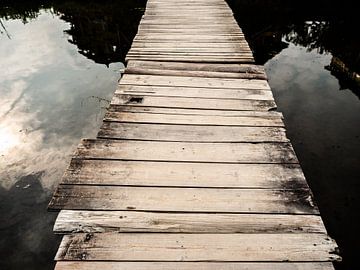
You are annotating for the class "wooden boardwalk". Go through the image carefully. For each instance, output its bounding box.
[48,0,341,269]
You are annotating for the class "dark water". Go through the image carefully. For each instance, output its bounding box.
[0,1,145,269]
[0,0,359,269]
[226,1,360,269]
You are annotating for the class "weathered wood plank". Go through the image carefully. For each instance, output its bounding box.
[74,139,298,164]
[55,262,336,270]
[55,233,339,261]
[49,185,317,214]
[111,94,276,111]
[104,111,284,126]
[62,159,306,188]
[126,61,265,74]
[127,48,252,53]
[125,56,254,63]
[116,85,272,100]
[119,74,270,90]
[126,53,253,58]
[124,68,265,80]
[54,210,326,234]
[107,105,283,117]
[98,122,288,142]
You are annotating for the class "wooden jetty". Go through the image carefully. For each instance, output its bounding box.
[48,0,341,269]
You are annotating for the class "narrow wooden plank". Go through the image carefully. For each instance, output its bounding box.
[124,68,265,80]
[54,210,326,234]
[49,185,317,214]
[74,139,299,164]
[125,56,254,63]
[111,94,276,111]
[55,233,339,261]
[116,85,273,100]
[119,74,270,90]
[104,111,284,126]
[126,61,265,74]
[130,42,250,48]
[127,48,252,53]
[126,52,253,58]
[134,33,245,37]
[107,105,283,117]
[98,122,288,142]
[62,160,306,188]
[55,262,336,270]
[136,30,247,35]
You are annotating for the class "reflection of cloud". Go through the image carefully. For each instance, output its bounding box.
[0,11,122,190]
[0,126,20,153]
[266,43,333,93]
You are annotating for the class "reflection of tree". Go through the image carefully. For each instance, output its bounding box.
[285,21,330,53]
[1,0,146,65]
[227,0,360,93]
[326,57,360,98]
[0,0,47,23]
[53,0,146,66]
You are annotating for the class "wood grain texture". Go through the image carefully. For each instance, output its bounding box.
[116,85,273,100]
[125,67,266,80]
[106,105,283,117]
[62,159,307,188]
[55,233,340,261]
[111,94,276,111]
[55,262,335,270]
[119,74,270,90]
[105,110,284,126]
[127,61,265,74]
[98,122,289,142]
[74,139,299,164]
[54,210,326,234]
[49,185,318,214]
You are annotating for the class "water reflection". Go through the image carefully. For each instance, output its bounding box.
[227,0,360,96]
[1,0,359,269]
[0,1,145,269]
[226,1,360,269]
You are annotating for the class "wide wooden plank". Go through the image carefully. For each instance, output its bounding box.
[62,159,307,188]
[49,185,317,214]
[55,262,335,270]
[105,110,284,126]
[74,139,298,164]
[119,74,270,90]
[116,85,273,100]
[105,111,284,126]
[98,122,288,142]
[55,233,339,261]
[111,94,276,111]
[54,210,326,234]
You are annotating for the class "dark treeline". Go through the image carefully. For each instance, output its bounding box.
[1,0,146,65]
[226,0,360,95]
[2,0,358,77]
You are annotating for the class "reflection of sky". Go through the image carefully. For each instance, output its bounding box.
[266,42,360,148]
[0,10,123,191]
[266,42,360,269]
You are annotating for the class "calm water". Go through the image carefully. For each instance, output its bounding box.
[0,1,359,269]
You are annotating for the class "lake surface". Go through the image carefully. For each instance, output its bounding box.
[1,1,359,269]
